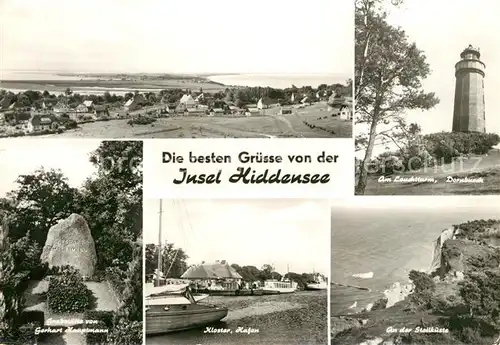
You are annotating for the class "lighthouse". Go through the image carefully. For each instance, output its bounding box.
[452,45,486,133]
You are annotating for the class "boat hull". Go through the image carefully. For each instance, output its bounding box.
[305,283,327,291]
[146,305,228,336]
[194,289,263,296]
[262,287,295,295]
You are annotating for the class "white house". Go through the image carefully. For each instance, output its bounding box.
[195,93,204,103]
[53,102,70,114]
[83,100,94,108]
[28,115,53,132]
[339,105,352,120]
[124,94,145,112]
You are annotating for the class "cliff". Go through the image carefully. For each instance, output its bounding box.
[331,219,500,345]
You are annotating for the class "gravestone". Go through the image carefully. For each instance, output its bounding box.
[41,214,97,277]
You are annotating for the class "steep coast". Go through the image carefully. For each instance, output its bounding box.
[331,219,500,345]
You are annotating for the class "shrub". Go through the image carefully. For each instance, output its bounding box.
[409,270,435,293]
[127,116,156,126]
[84,311,114,345]
[424,132,500,164]
[105,267,126,301]
[18,310,45,327]
[10,235,41,274]
[30,262,49,280]
[371,297,388,311]
[47,267,95,313]
[107,319,142,345]
[16,322,38,344]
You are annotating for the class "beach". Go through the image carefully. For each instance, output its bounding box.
[147,290,327,345]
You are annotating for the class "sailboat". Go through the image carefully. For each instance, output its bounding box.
[262,265,297,294]
[145,200,229,336]
[305,273,328,290]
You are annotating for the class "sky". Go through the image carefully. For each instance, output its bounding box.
[143,199,330,275]
[0,139,101,196]
[356,0,500,157]
[0,0,353,75]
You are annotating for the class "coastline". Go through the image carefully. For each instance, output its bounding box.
[331,219,500,345]
[206,73,350,88]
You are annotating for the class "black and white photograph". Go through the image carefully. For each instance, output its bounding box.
[330,197,500,345]
[144,199,329,345]
[354,0,500,195]
[1,0,352,139]
[0,140,143,345]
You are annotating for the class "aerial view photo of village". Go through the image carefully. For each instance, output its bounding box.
[0,0,353,139]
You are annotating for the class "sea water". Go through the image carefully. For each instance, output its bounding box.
[331,205,500,314]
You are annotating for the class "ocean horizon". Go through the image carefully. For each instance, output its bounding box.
[331,206,500,314]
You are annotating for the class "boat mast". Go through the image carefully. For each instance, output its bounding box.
[157,199,163,286]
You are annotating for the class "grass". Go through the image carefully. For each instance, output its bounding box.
[30,102,352,138]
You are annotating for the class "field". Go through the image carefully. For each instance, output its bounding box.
[360,149,500,195]
[27,102,352,138]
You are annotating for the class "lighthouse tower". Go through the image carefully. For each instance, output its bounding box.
[452,45,486,133]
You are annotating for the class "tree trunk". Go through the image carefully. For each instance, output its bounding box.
[355,2,372,101]
[355,118,378,195]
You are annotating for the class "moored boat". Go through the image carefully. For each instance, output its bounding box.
[305,274,328,290]
[305,281,328,290]
[262,279,297,294]
[145,283,228,336]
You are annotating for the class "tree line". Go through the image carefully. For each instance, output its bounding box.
[145,242,326,289]
[0,79,352,112]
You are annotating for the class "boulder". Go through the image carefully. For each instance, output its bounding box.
[41,214,97,277]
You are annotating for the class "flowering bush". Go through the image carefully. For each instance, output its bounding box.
[47,267,95,313]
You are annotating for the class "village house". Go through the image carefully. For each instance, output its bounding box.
[245,104,260,114]
[28,115,53,133]
[179,94,196,108]
[209,107,225,116]
[195,93,204,104]
[257,97,274,110]
[338,105,352,120]
[42,99,58,110]
[301,96,311,105]
[83,100,94,110]
[124,94,146,112]
[53,102,70,114]
[180,261,243,291]
[280,107,293,115]
[75,104,88,113]
[93,106,109,119]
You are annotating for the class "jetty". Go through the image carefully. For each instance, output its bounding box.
[331,282,371,292]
